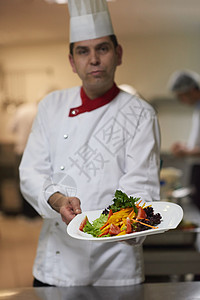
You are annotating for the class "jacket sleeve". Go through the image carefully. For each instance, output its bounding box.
[118,99,161,202]
[19,96,64,219]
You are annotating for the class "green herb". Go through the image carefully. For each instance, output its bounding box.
[110,190,140,214]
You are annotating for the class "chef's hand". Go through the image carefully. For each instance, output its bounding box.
[48,192,82,225]
[121,236,146,246]
[171,142,188,157]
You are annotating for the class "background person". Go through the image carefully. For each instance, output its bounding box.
[168,69,200,209]
[9,101,39,218]
[20,0,161,287]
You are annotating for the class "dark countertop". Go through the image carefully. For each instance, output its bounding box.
[143,199,200,277]
[0,282,200,300]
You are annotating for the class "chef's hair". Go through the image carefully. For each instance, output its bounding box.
[69,34,119,56]
[168,70,200,93]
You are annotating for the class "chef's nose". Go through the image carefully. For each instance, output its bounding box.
[89,50,100,65]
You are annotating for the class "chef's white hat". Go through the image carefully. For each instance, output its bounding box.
[68,0,114,43]
[168,70,200,93]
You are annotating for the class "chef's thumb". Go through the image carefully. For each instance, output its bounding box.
[70,197,82,214]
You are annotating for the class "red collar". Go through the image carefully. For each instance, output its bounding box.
[69,83,120,117]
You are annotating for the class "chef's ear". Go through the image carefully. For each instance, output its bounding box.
[116,44,123,66]
[69,54,77,74]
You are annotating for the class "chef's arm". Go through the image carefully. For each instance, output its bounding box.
[188,146,200,156]
[118,105,161,201]
[48,192,82,224]
[171,142,200,157]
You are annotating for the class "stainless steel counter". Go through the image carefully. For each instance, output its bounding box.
[0,282,200,300]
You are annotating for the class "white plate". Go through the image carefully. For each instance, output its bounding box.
[67,201,183,243]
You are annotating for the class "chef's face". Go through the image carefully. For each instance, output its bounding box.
[69,36,122,98]
[176,88,200,105]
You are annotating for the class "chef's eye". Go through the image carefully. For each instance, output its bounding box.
[76,47,89,55]
[98,44,109,54]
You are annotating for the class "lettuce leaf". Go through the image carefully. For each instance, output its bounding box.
[83,213,108,237]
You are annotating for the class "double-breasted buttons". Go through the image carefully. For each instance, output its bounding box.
[71,109,79,116]
[60,134,68,170]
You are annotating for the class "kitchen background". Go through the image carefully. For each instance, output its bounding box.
[0,0,200,151]
[0,0,200,289]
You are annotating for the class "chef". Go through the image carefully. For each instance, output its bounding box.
[168,70,200,210]
[168,70,200,157]
[19,0,160,287]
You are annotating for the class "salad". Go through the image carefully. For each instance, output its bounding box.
[79,190,162,238]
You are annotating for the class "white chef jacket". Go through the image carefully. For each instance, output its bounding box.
[187,101,200,150]
[187,101,200,165]
[19,86,161,286]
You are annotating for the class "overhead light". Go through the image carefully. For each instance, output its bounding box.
[44,0,115,4]
[44,0,67,3]
[55,0,67,2]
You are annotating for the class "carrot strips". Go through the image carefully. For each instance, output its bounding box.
[97,201,159,238]
[132,219,158,229]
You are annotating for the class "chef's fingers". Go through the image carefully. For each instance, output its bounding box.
[68,197,82,215]
[60,206,75,224]
[48,193,82,224]
[60,197,82,225]
[48,193,81,214]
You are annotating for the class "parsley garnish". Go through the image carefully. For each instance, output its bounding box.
[110,190,140,214]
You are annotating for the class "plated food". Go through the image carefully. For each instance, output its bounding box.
[67,190,184,243]
[79,190,162,238]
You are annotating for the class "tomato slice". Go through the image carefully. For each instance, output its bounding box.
[137,207,147,220]
[126,217,133,234]
[79,216,88,231]
[109,223,121,235]
[107,209,113,220]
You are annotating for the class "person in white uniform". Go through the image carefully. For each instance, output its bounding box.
[19,0,161,287]
[168,70,200,210]
[168,70,200,157]
[8,101,39,218]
